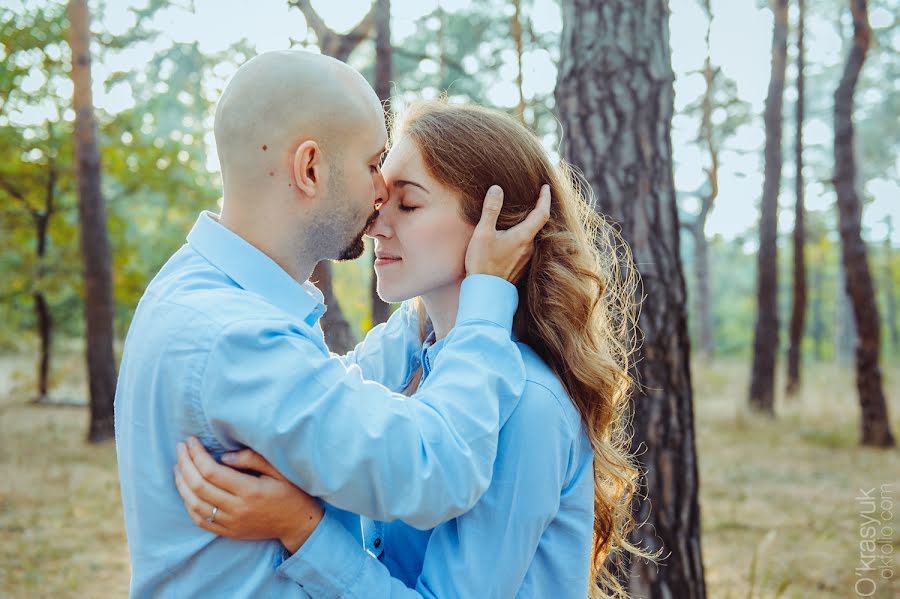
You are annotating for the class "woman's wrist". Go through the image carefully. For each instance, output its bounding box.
[280,503,325,555]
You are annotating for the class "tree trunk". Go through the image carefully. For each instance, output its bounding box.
[749,0,788,415]
[692,0,718,359]
[371,0,392,328]
[555,2,707,597]
[786,0,807,397]
[692,226,714,357]
[33,159,56,403]
[511,0,526,127]
[884,216,899,353]
[810,259,824,361]
[292,0,376,344]
[835,258,857,364]
[312,261,356,354]
[68,0,117,443]
[832,0,895,447]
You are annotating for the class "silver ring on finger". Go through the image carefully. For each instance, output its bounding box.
[207,505,219,524]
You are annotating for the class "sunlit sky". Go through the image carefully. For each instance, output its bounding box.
[17,0,900,242]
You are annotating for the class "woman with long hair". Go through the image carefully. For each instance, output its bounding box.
[174,99,657,597]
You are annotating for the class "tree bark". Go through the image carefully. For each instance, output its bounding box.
[33,155,57,403]
[884,216,899,353]
[555,1,707,596]
[749,0,788,415]
[833,0,895,447]
[835,259,858,364]
[68,0,117,442]
[312,261,357,354]
[786,0,808,397]
[371,0,392,327]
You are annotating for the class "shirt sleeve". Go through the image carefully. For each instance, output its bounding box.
[200,274,526,529]
[334,300,423,391]
[278,381,574,598]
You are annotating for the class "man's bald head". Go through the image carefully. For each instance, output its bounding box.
[213,50,383,191]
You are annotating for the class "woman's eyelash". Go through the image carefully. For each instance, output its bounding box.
[398,204,418,212]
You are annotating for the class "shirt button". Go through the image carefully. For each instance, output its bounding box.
[373,538,382,549]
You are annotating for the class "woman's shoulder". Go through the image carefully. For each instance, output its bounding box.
[513,341,584,440]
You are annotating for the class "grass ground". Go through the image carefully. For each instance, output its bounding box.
[1,350,898,598]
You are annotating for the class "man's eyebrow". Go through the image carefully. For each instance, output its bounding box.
[394,179,430,194]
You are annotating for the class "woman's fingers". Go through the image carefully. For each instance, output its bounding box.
[222,449,285,481]
[176,441,238,514]
[174,462,230,535]
[184,436,258,495]
[511,184,551,242]
[473,185,504,236]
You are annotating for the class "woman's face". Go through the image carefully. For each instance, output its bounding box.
[365,135,475,303]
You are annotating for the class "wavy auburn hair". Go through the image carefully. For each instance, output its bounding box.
[392,99,658,598]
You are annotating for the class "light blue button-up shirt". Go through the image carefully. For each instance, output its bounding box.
[114,211,525,597]
[281,334,596,597]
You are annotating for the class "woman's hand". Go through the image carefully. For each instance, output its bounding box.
[173,436,323,554]
[465,184,551,283]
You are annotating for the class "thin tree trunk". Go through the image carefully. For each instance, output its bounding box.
[371,0,392,327]
[693,0,717,359]
[749,0,788,415]
[556,1,706,596]
[312,261,356,354]
[833,0,895,447]
[835,259,857,364]
[693,225,714,357]
[68,0,117,443]
[884,216,899,353]
[786,0,808,397]
[810,258,824,361]
[33,155,57,403]
[291,0,376,346]
[511,0,526,127]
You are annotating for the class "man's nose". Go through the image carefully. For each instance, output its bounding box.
[373,171,388,205]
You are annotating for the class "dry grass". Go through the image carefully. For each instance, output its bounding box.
[1,349,898,598]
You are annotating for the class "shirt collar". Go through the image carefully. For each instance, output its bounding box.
[420,329,449,380]
[186,210,326,327]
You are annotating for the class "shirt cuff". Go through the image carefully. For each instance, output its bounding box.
[457,274,518,331]
[277,505,368,596]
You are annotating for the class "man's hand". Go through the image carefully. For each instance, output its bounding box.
[464,184,551,283]
[173,436,323,554]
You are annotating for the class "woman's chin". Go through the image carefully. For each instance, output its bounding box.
[376,284,413,305]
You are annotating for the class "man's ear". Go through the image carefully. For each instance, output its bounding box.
[292,140,323,197]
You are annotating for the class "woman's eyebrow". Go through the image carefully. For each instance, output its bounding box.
[394,179,430,194]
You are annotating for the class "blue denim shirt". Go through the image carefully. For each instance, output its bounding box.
[282,334,596,597]
[114,211,525,597]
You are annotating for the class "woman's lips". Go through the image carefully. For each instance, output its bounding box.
[374,255,402,267]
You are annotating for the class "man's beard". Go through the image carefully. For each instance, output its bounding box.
[336,209,379,261]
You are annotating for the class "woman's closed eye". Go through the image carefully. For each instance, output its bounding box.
[399,203,419,212]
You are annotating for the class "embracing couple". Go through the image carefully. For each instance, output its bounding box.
[114,50,651,598]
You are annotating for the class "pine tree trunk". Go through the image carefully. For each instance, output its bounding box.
[311,262,356,354]
[68,0,117,442]
[692,225,714,358]
[749,0,788,415]
[511,0,526,127]
[884,216,899,354]
[833,0,895,447]
[835,259,857,364]
[786,0,807,397]
[810,260,824,361]
[556,1,706,596]
[32,156,56,403]
[371,0,392,327]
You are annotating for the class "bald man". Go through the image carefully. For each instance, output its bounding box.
[114,50,550,597]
